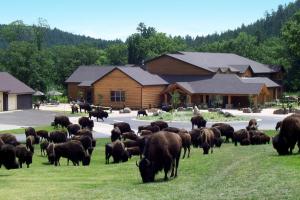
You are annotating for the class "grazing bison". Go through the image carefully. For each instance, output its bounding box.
[105,140,129,164]
[53,115,71,128]
[189,128,202,147]
[191,115,207,129]
[0,134,20,146]
[53,141,91,166]
[78,117,94,130]
[123,139,140,148]
[79,102,92,113]
[246,119,258,131]
[233,129,250,146]
[249,130,270,145]
[15,145,33,168]
[71,104,79,114]
[0,144,19,169]
[40,140,49,156]
[36,130,49,141]
[274,114,300,155]
[26,136,36,153]
[210,127,223,148]
[150,121,168,130]
[275,121,282,131]
[137,131,182,183]
[272,134,290,155]
[126,146,141,157]
[46,143,55,164]
[49,130,67,143]
[177,130,191,159]
[25,127,37,138]
[113,122,132,134]
[162,105,172,112]
[67,124,81,137]
[88,110,109,121]
[138,125,160,133]
[137,110,148,117]
[111,127,122,142]
[212,123,234,143]
[72,135,94,155]
[76,129,93,139]
[122,131,138,141]
[140,130,153,136]
[199,128,215,154]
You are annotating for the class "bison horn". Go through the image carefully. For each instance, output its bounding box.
[136,161,139,167]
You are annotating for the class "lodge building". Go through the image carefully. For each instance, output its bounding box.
[65,52,284,109]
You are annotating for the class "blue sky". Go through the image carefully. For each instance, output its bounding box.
[0,0,295,40]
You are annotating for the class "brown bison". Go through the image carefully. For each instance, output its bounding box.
[53,115,71,128]
[72,135,94,155]
[212,123,234,143]
[191,115,207,129]
[49,130,67,143]
[233,129,250,146]
[79,102,92,113]
[138,125,160,133]
[105,140,129,164]
[15,145,33,168]
[78,117,94,130]
[199,128,215,154]
[162,127,180,133]
[210,127,223,147]
[111,127,121,142]
[113,122,132,134]
[0,133,20,146]
[150,121,168,130]
[53,141,91,166]
[137,131,182,183]
[137,110,148,117]
[122,131,138,141]
[177,130,191,159]
[76,129,93,139]
[71,104,79,114]
[88,110,109,121]
[246,119,258,131]
[126,146,141,157]
[189,128,202,147]
[40,140,49,156]
[275,121,282,131]
[67,124,81,137]
[26,136,36,153]
[36,130,49,141]
[0,144,19,169]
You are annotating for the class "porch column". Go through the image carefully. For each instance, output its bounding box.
[275,88,278,100]
[228,95,232,105]
[186,94,192,105]
[164,93,168,104]
[203,95,206,104]
[253,95,258,107]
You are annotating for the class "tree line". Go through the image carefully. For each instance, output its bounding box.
[0,1,300,92]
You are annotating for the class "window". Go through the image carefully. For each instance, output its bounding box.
[110,91,125,102]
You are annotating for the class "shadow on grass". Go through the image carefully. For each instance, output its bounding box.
[42,162,52,165]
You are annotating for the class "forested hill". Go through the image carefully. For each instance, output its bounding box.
[186,0,300,47]
[0,24,122,49]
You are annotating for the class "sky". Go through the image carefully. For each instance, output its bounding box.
[0,0,296,41]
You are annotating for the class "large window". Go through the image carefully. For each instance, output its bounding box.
[110,91,125,102]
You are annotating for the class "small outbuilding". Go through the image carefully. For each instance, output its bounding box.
[0,72,34,111]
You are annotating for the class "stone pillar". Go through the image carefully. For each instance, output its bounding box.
[186,94,191,105]
[275,88,278,100]
[203,95,206,104]
[228,95,232,105]
[253,95,258,107]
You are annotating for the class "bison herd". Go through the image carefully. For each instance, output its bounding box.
[1,109,300,184]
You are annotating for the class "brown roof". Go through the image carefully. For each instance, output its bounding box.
[176,74,266,95]
[146,52,275,74]
[0,72,34,94]
[65,66,168,86]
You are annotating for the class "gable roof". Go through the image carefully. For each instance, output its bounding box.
[240,77,280,88]
[0,72,34,94]
[65,66,168,86]
[148,52,275,74]
[176,74,266,95]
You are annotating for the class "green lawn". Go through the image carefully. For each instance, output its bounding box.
[2,132,300,200]
[139,111,250,122]
[0,125,57,135]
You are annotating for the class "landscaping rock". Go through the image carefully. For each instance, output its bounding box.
[273,108,288,115]
[177,107,185,112]
[224,112,234,118]
[123,107,131,113]
[243,108,252,113]
[186,107,193,111]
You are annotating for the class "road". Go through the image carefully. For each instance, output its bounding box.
[0,109,288,142]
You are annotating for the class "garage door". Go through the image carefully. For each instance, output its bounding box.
[17,94,33,109]
[8,94,17,111]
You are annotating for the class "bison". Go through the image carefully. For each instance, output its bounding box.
[88,110,108,121]
[36,130,49,141]
[79,102,92,113]
[49,130,67,143]
[275,121,282,131]
[189,128,202,147]
[191,115,207,129]
[53,115,71,128]
[26,136,36,153]
[137,131,182,183]
[162,127,180,133]
[40,140,49,156]
[71,104,79,114]
[233,129,250,146]
[210,127,223,147]
[246,119,258,131]
[199,128,215,154]
[212,123,234,143]
[113,122,132,134]
[72,135,94,155]
[137,110,148,117]
[150,121,168,130]
[0,133,20,146]
[177,130,191,159]
[138,125,160,133]
[105,140,129,164]
[111,127,121,142]
[78,117,94,130]
[67,124,81,137]
[122,131,138,141]
[0,144,19,169]
[53,141,91,166]
[126,146,141,158]
[15,145,33,168]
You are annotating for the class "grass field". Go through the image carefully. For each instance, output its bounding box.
[0,125,57,135]
[1,131,300,200]
[139,111,249,122]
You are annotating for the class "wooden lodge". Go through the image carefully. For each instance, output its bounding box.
[65,52,284,109]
